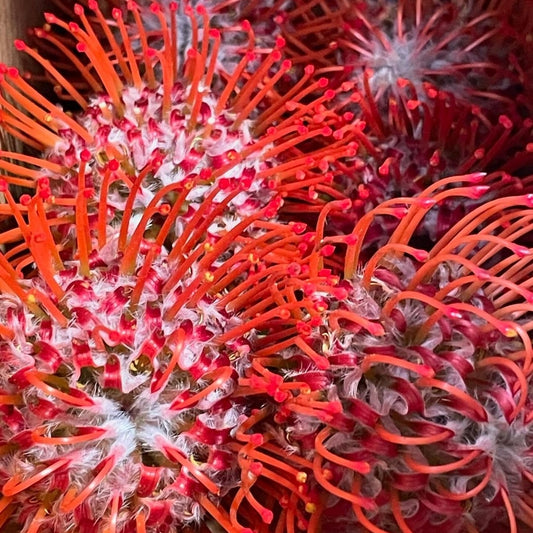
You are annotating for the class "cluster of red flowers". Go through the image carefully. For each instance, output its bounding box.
[0,1,531,532]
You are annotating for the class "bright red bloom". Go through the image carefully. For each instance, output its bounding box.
[0,2,340,531]
[241,184,533,532]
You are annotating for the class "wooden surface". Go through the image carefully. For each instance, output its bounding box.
[0,0,47,68]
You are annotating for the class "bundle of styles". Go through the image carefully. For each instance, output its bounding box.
[0,1,532,532]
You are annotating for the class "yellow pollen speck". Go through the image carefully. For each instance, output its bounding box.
[27,294,37,304]
[189,455,203,467]
[248,253,259,264]
[204,272,214,282]
[296,472,307,484]
[504,327,517,338]
[95,152,108,166]
[322,469,333,481]
[44,114,53,123]
[305,503,317,514]
[204,242,214,252]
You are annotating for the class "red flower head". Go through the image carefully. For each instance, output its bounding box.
[239,181,533,532]
[0,2,343,531]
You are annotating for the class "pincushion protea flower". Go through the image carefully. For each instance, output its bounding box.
[237,182,533,532]
[277,0,532,118]
[0,171,317,533]
[0,1,344,531]
[286,79,533,243]
[274,75,532,246]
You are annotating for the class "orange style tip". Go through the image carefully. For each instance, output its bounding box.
[502,326,517,338]
[392,207,408,218]
[356,461,371,474]
[43,12,57,24]
[169,2,178,11]
[112,8,123,19]
[88,0,98,9]
[249,462,262,476]
[413,250,429,262]
[74,3,84,15]
[397,77,409,88]
[407,99,420,110]
[14,40,26,51]
[241,20,251,31]
[209,28,220,38]
[498,115,513,129]
[513,245,532,258]
[475,268,491,281]
[250,433,264,446]
[335,198,352,210]
[444,307,463,320]
[468,185,490,199]
[273,49,283,62]
[261,510,274,524]
[415,197,437,209]
[150,2,162,14]
[279,309,291,320]
[420,366,436,378]
[466,172,487,183]
[320,244,335,257]
[304,64,315,75]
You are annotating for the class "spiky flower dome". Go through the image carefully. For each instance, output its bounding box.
[276,0,532,117]
[248,187,533,533]
[0,2,341,532]
[283,80,533,245]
